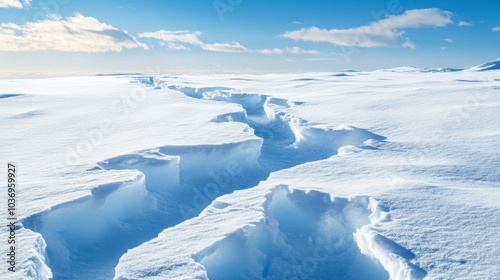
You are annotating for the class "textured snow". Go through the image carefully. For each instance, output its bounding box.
[1,65,499,280]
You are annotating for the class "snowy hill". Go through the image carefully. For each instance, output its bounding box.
[378,66,462,73]
[1,67,499,280]
[467,58,500,71]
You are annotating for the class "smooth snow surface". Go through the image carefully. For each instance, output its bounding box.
[1,65,499,280]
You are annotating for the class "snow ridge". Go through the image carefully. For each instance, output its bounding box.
[467,58,500,71]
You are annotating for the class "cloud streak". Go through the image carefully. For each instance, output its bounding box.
[282,8,453,49]
[0,13,148,52]
[201,42,248,53]
[0,0,29,9]
[141,29,322,55]
[457,21,472,27]
[139,30,203,46]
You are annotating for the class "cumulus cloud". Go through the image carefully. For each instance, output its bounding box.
[0,0,29,9]
[282,8,453,49]
[443,38,454,43]
[0,13,148,52]
[492,27,500,32]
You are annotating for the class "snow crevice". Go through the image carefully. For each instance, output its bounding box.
[165,83,386,171]
[23,77,389,279]
[193,186,392,280]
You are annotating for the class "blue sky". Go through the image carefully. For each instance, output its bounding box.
[0,0,499,77]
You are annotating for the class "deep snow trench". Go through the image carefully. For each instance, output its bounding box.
[194,186,391,280]
[24,77,390,279]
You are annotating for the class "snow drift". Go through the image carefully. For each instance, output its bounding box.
[467,58,500,71]
[2,61,499,280]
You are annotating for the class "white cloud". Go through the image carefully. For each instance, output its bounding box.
[457,21,472,26]
[284,47,321,55]
[199,42,321,55]
[139,30,203,46]
[305,57,336,61]
[401,41,416,50]
[0,0,29,9]
[140,29,322,55]
[0,13,148,52]
[201,42,248,53]
[166,42,188,50]
[443,38,454,43]
[282,8,453,48]
[255,48,284,55]
[255,47,321,55]
[492,27,500,32]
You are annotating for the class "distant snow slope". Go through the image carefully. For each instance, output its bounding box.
[468,58,500,71]
[1,65,499,280]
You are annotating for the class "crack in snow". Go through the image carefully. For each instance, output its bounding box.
[23,76,394,279]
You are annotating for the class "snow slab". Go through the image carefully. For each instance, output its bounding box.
[1,68,499,280]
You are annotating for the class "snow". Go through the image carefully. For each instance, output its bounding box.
[467,58,500,71]
[1,64,499,280]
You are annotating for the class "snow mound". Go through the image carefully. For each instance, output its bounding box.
[332,73,350,77]
[467,58,500,71]
[378,66,462,73]
[0,93,23,99]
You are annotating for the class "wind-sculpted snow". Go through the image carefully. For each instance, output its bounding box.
[468,58,500,71]
[23,77,388,279]
[0,93,23,99]
[193,186,390,280]
[23,141,262,280]
[3,65,499,280]
[165,83,385,171]
[115,186,425,280]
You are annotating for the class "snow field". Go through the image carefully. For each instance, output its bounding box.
[1,60,498,279]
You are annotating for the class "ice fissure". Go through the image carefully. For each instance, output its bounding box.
[21,77,424,280]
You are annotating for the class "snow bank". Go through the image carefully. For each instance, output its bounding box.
[99,150,180,193]
[467,58,500,71]
[194,186,389,280]
[355,230,426,280]
[23,174,151,280]
[24,139,263,279]
[115,185,425,279]
[1,229,53,280]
